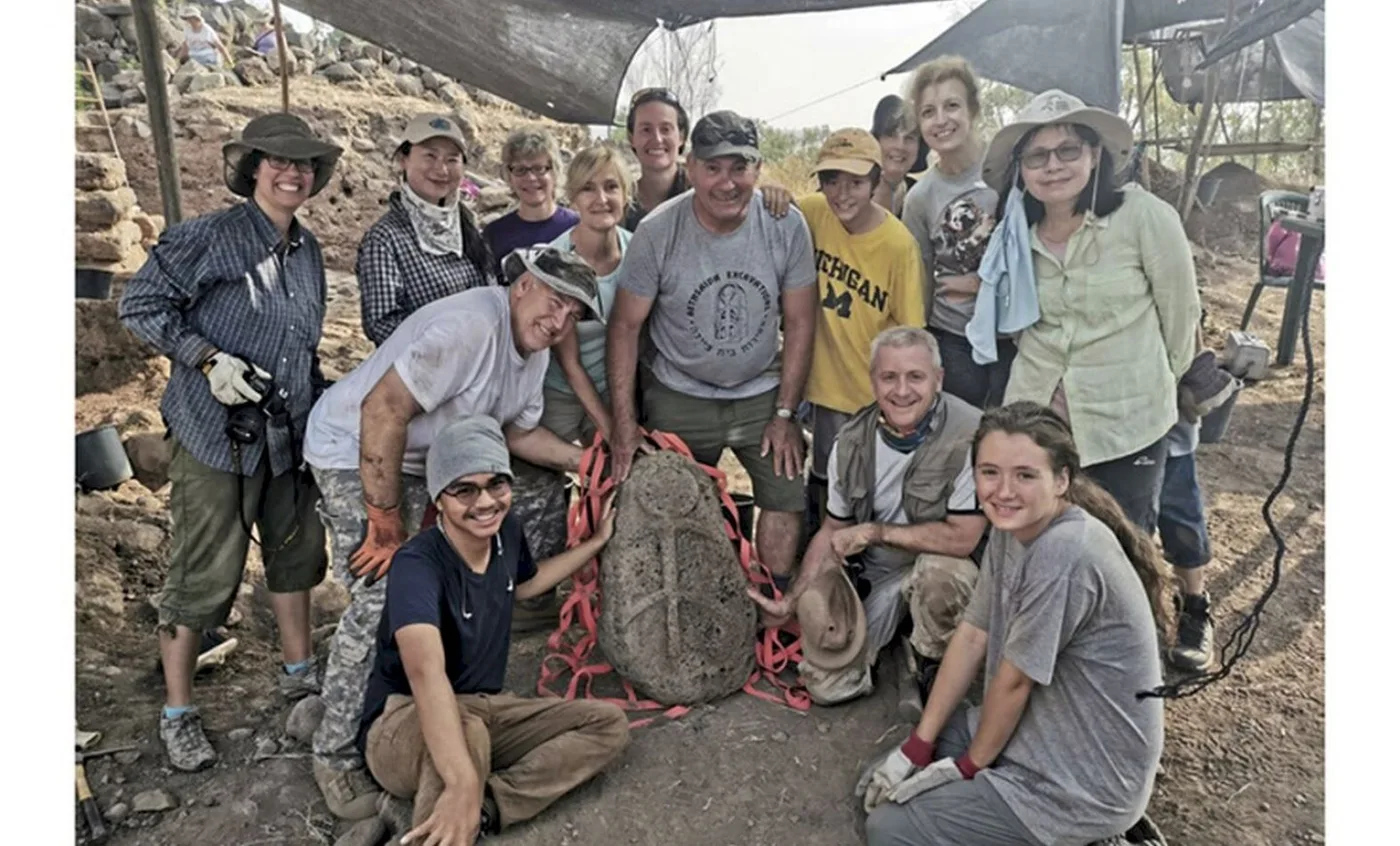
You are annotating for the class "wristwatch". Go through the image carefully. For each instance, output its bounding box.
[775,407,795,421]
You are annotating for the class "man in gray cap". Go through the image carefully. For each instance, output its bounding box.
[301,245,602,819]
[359,415,627,843]
[607,109,818,590]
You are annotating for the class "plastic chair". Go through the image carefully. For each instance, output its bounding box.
[1240,189,1316,331]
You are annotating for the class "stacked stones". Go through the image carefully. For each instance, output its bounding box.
[74,151,162,279]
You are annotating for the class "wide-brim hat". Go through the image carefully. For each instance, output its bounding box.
[796,566,867,672]
[982,89,1133,193]
[502,245,604,323]
[221,112,343,199]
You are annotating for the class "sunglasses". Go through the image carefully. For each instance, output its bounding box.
[692,122,758,151]
[508,163,553,178]
[630,87,682,109]
[264,155,316,174]
[442,474,513,504]
[1019,141,1088,170]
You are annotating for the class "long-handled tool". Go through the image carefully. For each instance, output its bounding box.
[74,736,137,843]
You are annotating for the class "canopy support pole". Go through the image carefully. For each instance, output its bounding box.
[132,0,182,224]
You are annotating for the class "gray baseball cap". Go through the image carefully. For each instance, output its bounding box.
[690,110,761,162]
[502,245,603,323]
[426,415,512,502]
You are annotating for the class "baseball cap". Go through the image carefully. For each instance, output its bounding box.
[426,415,513,502]
[811,128,882,178]
[401,113,469,157]
[690,111,761,163]
[502,246,603,323]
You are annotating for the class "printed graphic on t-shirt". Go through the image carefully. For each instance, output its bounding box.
[816,248,890,319]
[686,269,775,358]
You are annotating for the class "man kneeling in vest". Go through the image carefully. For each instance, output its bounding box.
[360,415,628,842]
[750,326,986,705]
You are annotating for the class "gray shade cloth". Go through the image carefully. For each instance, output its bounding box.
[426,414,513,502]
[1160,8,1324,106]
[288,1,928,124]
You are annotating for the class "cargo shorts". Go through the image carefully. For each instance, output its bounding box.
[159,438,327,632]
[642,380,806,513]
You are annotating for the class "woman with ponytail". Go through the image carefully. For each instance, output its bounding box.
[861,400,1165,846]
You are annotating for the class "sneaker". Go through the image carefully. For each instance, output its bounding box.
[314,759,383,821]
[160,707,217,772]
[278,655,322,700]
[511,591,561,634]
[1170,593,1216,672]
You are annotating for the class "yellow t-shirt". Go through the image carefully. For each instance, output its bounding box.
[798,193,926,414]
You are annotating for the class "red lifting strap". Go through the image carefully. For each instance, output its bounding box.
[537,428,811,726]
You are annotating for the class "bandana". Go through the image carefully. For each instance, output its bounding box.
[877,398,941,453]
[398,175,463,257]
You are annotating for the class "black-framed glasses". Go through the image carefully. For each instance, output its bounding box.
[1019,141,1087,170]
[265,155,316,174]
[508,163,553,178]
[442,474,512,504]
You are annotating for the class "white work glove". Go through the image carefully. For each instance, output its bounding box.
[855,747,917,813]
[887,756,964,804]
[202,351,271,406]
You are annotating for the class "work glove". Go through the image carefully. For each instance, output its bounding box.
[349,502,406,585]
[855,746,917,813]
[202,351,271,406]
[887,757,965,804]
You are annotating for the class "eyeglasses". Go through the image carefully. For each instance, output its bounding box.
[508,163,553,179]
[442,474,513,504]
[1019,141,1087,170]
[265,155,316,174]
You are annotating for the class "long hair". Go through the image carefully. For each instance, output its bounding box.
[972,401,1172,634]
[995,124,1126,224]
[394,140,496,281]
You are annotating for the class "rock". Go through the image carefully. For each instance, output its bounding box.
[76,5,118,42]
[291,46,316,62]
[334,817,388,846]
[187,73,228,94]
[131,789,176,814]
[394,74,424,97]
[111,69,143,88]
[231,798,258,817]
[75,187,138,230]
[770,731,789,743]
[285,694,326,743]
[76,42,111,64]
[157,15,183,50]
[361,45,383,64]
[120,87,147,107]
[233,58,275,86]
[122,431,172,491]
[420,70,445,91]
[114,750,142,765]
[172,60,207,93]
[597,451,756,705]
[322,62,361,83]
[226,727,255,742]
[75,221,142,263]
[338,41,363,61]
[186,123,232,143]
[105,802,130,822]
[99,83,125,109]
[351,138,376,153]
[386,57,401,73]
[75,153,127,191]
[115,16,139,45]
[95,60,120,81]
[350,58,379,77]
[254,737,279,760]
[101,665,122,677]
[221,69,243,88]
[399,58,419,74]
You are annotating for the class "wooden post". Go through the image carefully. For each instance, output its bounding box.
[1129,41,1151,191]
[1310,102,1324,180]
[271,0,291,112]
[131,0,182,224]
[1178,0,1236,224]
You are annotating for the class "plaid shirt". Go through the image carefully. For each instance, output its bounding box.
[119,201,327,477]
[356,192,498,345]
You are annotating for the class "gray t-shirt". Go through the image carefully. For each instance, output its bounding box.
[901,161,998,335]
[962,506,1164,846]
[617,190,817,399]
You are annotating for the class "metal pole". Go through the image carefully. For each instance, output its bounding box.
[271,0,291,111]
[131,0,182,224]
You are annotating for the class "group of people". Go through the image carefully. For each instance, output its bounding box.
[117,51,1227,845]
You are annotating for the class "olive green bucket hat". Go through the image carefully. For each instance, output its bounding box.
[221,112,343,198]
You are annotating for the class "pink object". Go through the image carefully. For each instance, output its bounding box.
[1265,218,1325,281]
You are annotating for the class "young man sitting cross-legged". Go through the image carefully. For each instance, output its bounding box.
[359,414,628,843]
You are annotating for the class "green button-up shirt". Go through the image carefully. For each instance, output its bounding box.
[1004,185,1200,466]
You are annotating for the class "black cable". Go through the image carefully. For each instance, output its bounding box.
[1139,283,1316,700]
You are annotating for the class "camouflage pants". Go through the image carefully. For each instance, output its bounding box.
[509,456,570,561]
[309,467,431,771]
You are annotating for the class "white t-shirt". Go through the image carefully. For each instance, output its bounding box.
[303,287,546,476]
[826,436,977,577]
[183,24,223,66]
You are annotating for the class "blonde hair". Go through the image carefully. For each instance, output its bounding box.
[564,144,637,210]
[905,55,982,120]
[500,124,563,177]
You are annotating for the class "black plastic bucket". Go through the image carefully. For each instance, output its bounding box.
[76,268,114,300]
[76,425,133,491]
[1199,389,1241,445]
[731,492,756,541]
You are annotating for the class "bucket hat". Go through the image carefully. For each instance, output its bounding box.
[221,112,344,198]
[796,566,868,672]
[400,113,470,157]
[982,89,1133,193]
[811,128,882,178]
[179,6,203,21]
[502,245,604,323]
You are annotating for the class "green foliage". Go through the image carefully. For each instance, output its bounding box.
[74,65,94,112]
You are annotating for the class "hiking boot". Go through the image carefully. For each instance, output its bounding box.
[160,707,217,772]
[278,655,322,701]
[1178,351,1239,420]
[511,591,561,634]
[314,759,383,821]
[1170,593,1216,672]
[894,638,922,723]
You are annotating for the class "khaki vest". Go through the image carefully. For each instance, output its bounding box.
[834,394,983,528]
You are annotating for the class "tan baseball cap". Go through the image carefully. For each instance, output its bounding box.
[401,113,469,156]
[811,128,882,177]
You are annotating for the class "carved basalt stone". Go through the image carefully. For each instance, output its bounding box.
[597,451,755,705]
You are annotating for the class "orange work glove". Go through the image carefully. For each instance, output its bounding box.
[349,502,406,585]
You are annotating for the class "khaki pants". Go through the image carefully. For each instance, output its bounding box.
[365,692,629,830]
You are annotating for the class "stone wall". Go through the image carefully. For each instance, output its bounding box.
[74,150,161,277]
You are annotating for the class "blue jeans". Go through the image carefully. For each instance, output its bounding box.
[1158,452,1211,568]
[932,328,1016,410]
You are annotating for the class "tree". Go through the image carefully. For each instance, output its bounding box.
[620,21,723,124]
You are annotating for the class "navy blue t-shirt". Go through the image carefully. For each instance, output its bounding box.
[357,514,537,751]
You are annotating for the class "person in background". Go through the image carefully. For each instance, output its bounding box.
[252,14,281,56]
[356,114,496,346]
[862,401,1166,846]
[177,6,233,69]
[900,57,1010,409]
[119,113,343,772]
[483,126,579,278]
[795,128,925,533]
[986,89,1200,532]
[870,95,922,217]
[623,87,692,232]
